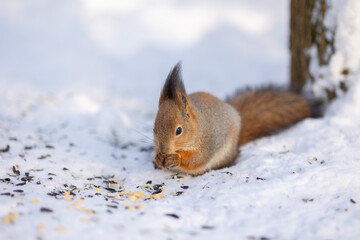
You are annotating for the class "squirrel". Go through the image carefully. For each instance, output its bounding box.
[153,63,319,176]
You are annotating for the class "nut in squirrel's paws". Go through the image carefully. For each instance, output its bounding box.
[154,153,180,169]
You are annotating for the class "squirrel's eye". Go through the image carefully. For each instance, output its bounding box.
[175,126,182,136]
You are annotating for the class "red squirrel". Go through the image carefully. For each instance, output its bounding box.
[153,63,315,175]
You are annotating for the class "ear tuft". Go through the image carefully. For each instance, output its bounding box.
[159,62,186,104]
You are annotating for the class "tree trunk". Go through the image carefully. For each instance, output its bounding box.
[289,0,315,93]
[290,0,338,99]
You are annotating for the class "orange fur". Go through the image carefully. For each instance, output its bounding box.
[227,88,311,146]
[177,150,205,172]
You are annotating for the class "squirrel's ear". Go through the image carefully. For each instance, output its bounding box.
[159,62,187,106]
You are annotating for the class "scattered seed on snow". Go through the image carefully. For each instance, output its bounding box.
[0,145,10,153]
[1,178,11,182]
[256,177,266,181]
[73,199,84,207]
[79,208,95,215]
[37,224,45,231]
[57,226,66,233]
[151,189,162,195]
[107,205,118,209]
[114,195,121,200]
[40,207,53,213]
[12,166,20,176]
[2,212,19,225]
[202,226,214,230]
[128,195,137,201]
[133,191,145,199]
[127,206,137,211]
[104,187,116,193]
[152,193,164,199]
[165,213,179,219]
[63,195,72,201]
[38,154,51,160]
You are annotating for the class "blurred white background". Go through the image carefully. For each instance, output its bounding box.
[0,0,289,104]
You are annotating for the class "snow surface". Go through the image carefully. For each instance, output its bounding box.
[1,1,360,240]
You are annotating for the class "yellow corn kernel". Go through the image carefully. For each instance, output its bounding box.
[57,226,66,233]
[79,208,94,215]
[128,206,137,211]
[133,191,145,199]
[63,195,72,201]
[2,212,19,225]
[74,199,84,207]
[152,193,164,199]
[128,195,137,201]
[37,224,45,231]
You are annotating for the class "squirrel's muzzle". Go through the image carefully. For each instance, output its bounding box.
[159,144,174,155]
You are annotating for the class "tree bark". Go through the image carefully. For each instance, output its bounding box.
[290,0,336,98]
[290,0,315,93]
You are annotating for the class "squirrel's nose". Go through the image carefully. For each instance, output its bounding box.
[159,145,171,155]
[159,146,167,155]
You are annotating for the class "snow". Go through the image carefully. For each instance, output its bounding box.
[0,1,360,240]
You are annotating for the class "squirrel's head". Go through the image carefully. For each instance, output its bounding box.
[153,63,197,155]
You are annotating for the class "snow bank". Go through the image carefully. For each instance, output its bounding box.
[1,79,359,240]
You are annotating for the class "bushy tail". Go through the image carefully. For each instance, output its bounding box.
[227,87,320,146]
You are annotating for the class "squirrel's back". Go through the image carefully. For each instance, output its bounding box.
[227,87,312,146]
[188,92,241,170]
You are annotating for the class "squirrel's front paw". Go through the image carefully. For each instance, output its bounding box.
[163,154,180,169]
[154,153,165,169]
[154,153,180,169]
